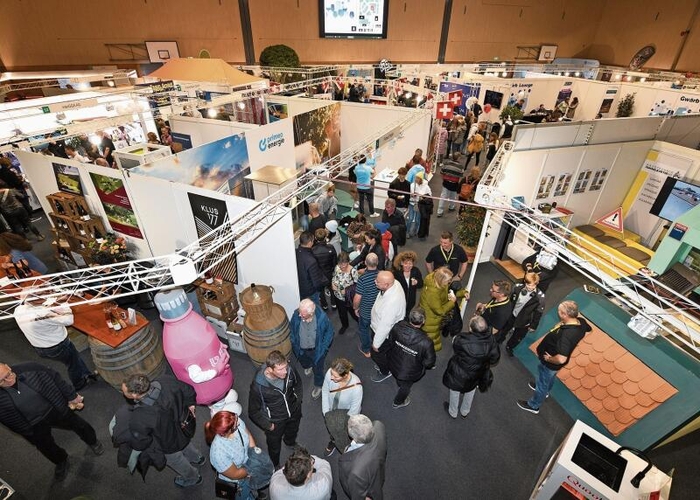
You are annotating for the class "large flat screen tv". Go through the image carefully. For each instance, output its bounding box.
[650,177,700,221]
[319,0,389,39]
[483,90,504,109]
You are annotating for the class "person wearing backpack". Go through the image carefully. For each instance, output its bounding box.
[457,167,482,214]
[465,123,486,167]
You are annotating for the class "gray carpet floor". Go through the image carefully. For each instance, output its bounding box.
[0,174,697,499]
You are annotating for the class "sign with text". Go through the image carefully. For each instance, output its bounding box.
[187,192,237,283]
[596,207,624,232]
[44,98,99,114]
[89,173,144,238]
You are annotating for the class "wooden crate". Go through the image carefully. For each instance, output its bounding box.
[46,192,83,218]
[48,213,75,234]
[68,217,106,239]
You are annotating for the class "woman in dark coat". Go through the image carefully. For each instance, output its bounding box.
[442,315,500,419]
[392,250,423,318]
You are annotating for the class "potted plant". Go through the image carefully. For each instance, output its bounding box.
[499,104,524,122]
[616,93,636,117]
[456,204,487,262]
[259,44,301,84]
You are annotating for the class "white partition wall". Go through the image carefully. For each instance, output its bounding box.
[170,115,258,148]
[15,151,153,259]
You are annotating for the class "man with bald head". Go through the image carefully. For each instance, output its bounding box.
[370,271,406,382]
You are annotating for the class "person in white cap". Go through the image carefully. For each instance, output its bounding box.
[325,220,341,256]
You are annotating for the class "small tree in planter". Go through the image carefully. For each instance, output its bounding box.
[499,104,524,122]
[456,204,487,262]
[259,44,301,84]
[616,93,636,117]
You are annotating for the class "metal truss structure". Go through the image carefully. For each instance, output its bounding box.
[0,106,430,321]
[476,144,700,359]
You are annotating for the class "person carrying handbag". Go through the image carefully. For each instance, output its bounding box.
[206,410,274,500]
[321,358,363,457]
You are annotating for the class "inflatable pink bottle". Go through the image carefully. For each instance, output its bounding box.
[155,288,233,405]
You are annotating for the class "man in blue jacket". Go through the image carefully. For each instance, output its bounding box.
[289,299,335,400]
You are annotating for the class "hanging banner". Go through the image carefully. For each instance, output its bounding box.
[187,192,237,283]
[435,101,454,120]
[438,82,481,115]
[89,173,144,238]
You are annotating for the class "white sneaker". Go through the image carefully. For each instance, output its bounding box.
[353,202,359,209]
[304,367,313,376]
[311,387,322,400]
[370,212,380,218]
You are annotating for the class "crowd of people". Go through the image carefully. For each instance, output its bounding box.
[0,139,593,499]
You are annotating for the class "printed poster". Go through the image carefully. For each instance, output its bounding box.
[130,134,253,198]
[52,162,83,195]
[573,170,592,194]
[187,193,237,283]
[437,81,481,116]
[589,168,608,191]
[553,173,572,197]
[536,175,555,199]
[89,173,144,238]
[293,102,341,170]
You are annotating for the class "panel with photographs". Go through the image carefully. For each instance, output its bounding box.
[553,173,572,197]
[589,168,609,191]
[536,175,556,199]
[573,169,592,194]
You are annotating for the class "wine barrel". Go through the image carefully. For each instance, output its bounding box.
[243,304,292,366]
[88,322,166,390]
[239,284,274,326]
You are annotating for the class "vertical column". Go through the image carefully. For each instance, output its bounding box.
[437,0,454,63]
[238,0,256,64]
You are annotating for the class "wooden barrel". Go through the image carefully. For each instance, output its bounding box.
[239,284,275,325]
[88,322,166,390]
[242,303,292,366]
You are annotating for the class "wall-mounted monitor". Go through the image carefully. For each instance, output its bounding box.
[319,0,389,39]
[650,177,700,222]
[483,90,503,109]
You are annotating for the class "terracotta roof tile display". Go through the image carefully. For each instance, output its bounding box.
[530,316,678,435]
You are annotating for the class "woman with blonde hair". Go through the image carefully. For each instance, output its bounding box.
[392,250,423,318]
[419,266,467,351]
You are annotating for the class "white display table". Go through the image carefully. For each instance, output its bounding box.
[245,165,298,201]
[374,168,397,210]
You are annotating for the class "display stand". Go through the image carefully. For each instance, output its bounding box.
[113,142,171,170]
[245,165,297,201]
[46,192,106,268]
[374,169,397,210]
[531,420,671,500]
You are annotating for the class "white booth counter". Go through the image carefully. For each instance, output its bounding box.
[113,143,171,170]
[374,168,398,210]
[531,420,671,500]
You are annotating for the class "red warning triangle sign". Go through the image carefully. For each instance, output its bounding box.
[596,207,624,232]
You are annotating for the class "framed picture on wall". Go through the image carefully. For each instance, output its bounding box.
[589,168,609,191]
[553,173,572,197]
[536,175,556,199]
[573,170,592,194]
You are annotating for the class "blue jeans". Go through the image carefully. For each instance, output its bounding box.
[358,315,372,354]
[34,337,92,390]
[528,362,558,410]
[437,187,457,215]
[297,348,326,387]
[407,205,420,237]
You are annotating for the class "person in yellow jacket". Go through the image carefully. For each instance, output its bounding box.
[419,267,467,351]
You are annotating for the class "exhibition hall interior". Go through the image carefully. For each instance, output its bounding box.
[1,1,700,499]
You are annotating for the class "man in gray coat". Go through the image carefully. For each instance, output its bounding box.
[338,414,387,500]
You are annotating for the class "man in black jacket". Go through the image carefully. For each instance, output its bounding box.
[499,272,546,356]
[442,316,500,419]
[387,167,410,215]
[518,300,591,414]
[386,308,436,409]
[121,374,203,488]
[476,279,512,337]
[311,228,338,311]
[0,362,104,481]
[381,198,406,250]
[248,350,303,468]
[296,231,329,306]
[350,228,386,271]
